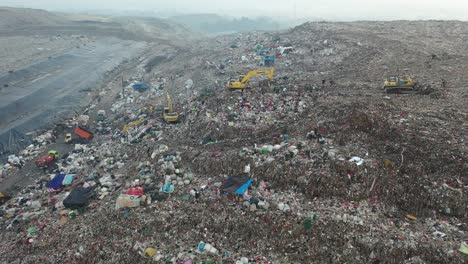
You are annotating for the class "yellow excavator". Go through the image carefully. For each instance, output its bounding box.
[163,92,179,123]
[227,68,275,90]
[384,76,415,94]
[123,119,145,133]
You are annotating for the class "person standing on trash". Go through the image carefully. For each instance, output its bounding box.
[441,78,446,88]
[273,135,280,144]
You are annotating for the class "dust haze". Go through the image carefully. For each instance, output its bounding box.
[0,1,467,264]
[3,0,468,20]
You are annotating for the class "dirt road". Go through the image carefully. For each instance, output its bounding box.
[0,38,147,158]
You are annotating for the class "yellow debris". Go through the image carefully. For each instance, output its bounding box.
[406,214,417,221]
[383,159,394,169]
[144,247,157,257]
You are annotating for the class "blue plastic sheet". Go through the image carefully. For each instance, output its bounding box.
[62,174,76,186]
[235,178,252,195]
[160,183,175,193]
[132,82,150,91]
[47,173,66,189]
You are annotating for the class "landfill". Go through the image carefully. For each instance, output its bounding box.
[0,21,467,263]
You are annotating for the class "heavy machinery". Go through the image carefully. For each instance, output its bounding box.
[162,92,179,123]
[65,127,94,143]
[123,119,145,133]
[97,110,106,121]
[35,150,59,170]
[227,68,275,90]
[65,133,72,143]
[384,76,415,94]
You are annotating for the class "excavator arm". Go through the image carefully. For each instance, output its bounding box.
[163,91,179,123]
[228,67,274,90]
[166,92,173,113]
[240,68,275,83]
[123,119,145,132]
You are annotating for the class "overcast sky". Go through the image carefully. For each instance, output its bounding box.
[2,0,468,20]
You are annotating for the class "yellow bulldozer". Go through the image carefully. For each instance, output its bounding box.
[227,68,275,90]
[162,92,179,123]
[384,76,415,94]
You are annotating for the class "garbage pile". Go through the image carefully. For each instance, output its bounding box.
[0,21,467,263]
[0,130,57,183]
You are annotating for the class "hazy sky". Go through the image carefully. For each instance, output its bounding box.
[2,0,468,20]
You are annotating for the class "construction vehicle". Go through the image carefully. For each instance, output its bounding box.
[163,92,179,123]
[227,68,275,90]
[65,127,94,143]
[123,119,145,133]
[0,191,11,205]
[65,133,73,143]
[97,110,106,121]
[74,126,93,140]
[384,76,415,94]
[35,150,59,169]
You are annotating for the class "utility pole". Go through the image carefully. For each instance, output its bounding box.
[121,74,125,98]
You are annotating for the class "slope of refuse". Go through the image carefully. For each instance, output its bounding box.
[0,21,467,263]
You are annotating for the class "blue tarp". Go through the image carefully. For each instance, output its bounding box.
[47,173,66,189]
[264,56,276,62]
[221,177,252,195]
[160,183,175,193]
[235,178,252,195]
[132,82,150,91]
[62,174,76,186]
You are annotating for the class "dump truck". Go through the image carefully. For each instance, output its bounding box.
[97,110,106,121]
[35,150,59,169]
[384,76,415,94]
[74,126,93,140]
[227,68,275,90]
[65,127,94,143]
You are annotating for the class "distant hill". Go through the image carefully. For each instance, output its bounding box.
[110,16,195,41]
[0,7,196,42]
[169,14,283,34]
[0,7,69,29]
